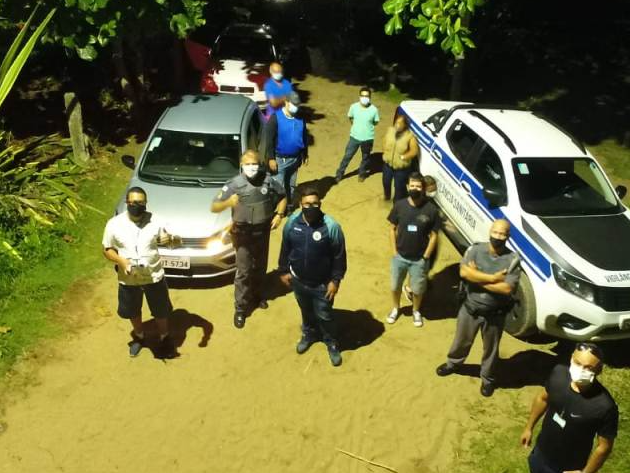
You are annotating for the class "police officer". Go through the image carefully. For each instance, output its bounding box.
[211,150,287,329]
[278,187,347,366]
[436,219,520,397]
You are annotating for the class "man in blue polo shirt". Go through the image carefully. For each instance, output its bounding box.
[263,62,294,120]
[279,187,347,366]
[263,90,308,209]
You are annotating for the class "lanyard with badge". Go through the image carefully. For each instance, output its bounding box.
[553,385,576,429]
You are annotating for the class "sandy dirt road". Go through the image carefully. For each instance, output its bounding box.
[0,76,542,473]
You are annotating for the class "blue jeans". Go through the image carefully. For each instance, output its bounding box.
[291,277,338,347]
[528,447,561,473]
[336,136,373,179]
[274,156,301,205]
[390,254,429,295]
[382,164,412,201]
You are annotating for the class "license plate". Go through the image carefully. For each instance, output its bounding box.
[161,256,190,269]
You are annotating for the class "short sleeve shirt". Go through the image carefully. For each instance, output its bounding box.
[214,172,285,202]
[536,364,619,471]
[348,102,379,141]
[461,242,520,308]
[264,78,293,114]
[102,212,165,285]
[387,198,440,261]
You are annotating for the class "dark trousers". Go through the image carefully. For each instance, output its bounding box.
[382,163,412,201]
[446,302,505,386]
[528,447,561,473]
[291,277,338,347]
[233,230,270,314]
[336,136,373,179]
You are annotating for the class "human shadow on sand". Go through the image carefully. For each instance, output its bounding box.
[336,309,385,352]
[135,309,213,359]
[419,263,461,321]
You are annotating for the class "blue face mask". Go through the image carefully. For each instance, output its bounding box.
[271,72,283,81]
[288,103,298,115]
[360,96,370,106]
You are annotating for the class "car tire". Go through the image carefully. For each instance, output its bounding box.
[504,272,537,338]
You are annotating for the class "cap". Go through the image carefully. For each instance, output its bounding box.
[287,91,301,106]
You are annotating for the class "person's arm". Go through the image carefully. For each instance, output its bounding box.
[576,436,614,473]
[103,247,131,274]
[278,218,293,275]
[302,121,309,164]
[401,135,419,161]
[460,260,506,284]
[479,281,514,295]
[326,223,347,300]
[348,104,354,124]
[480,254,521,295]
[210,184,239,213]
[264,114,279,172]
[270,196,288,230]
[423,230,437,259]
[520,388,549,448]
[373,107,380,125]
[389,224,398,257]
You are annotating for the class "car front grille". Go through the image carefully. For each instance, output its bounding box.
[180,237,212,249]
[220,85,255,94]
[596,286,630,311]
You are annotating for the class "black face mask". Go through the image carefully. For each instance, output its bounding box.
[409,189,424,200]
[490,236,507,251]
[127,203,146,217]
[302,206,322,224]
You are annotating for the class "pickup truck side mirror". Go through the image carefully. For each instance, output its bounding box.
[423,121,438,137]
[121,154,136,169]
[483,186,507,208]
[616,185,627,200]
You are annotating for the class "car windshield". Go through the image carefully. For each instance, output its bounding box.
[139,129,240,185]
[215,35,274,62]
[512,158,622,216]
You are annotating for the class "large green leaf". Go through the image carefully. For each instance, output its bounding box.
[0,5,40,82]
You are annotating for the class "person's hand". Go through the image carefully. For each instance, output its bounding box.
[325,281,339,301]
[120,257,132,275]
[268,159,278,173]
[467,260,477,269]
[270,214,282,230]
[519,428,533,448]
[227,194,239,208]
[280,273,292,288]
[157,231,170,246]
[492,269,508,283]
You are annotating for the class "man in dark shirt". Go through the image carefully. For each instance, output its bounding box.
[436,219,520,397]
[387,172,439,327]
[520,343,618,473]
[278,187,347,366]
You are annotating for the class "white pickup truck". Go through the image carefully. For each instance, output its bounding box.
[399,100,630,341]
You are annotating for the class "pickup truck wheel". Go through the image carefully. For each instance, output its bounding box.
[504,273,537,338]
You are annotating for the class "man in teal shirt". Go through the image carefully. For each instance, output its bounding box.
[335,87,380,183]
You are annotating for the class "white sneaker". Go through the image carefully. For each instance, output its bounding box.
[403,285,413,303]
[386,308,400,324]
[413,310,424,327]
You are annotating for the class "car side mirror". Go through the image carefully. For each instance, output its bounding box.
[422,120,438,137]
[483,186,507,208]
[121,154,136,169]
[616,185,627,200]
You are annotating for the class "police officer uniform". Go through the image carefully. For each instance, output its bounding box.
[214,172,286,325]
[443,242,520,390]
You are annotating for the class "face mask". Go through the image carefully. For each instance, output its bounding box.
[302,206,322,224]
[408,189,423,200]
[242,164,260,179]
[359,96,370,106]
[287,103,298,115]
[271,72,283,81]
[569,361,596,387]
[489,236,507,251]
[127,203,146,217]
[426,191,437,198]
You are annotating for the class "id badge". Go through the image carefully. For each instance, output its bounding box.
[552,412,566,429]
[407,224,418,232]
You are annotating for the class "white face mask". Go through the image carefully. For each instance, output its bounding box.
[426,191,437,198]
[271,72,283,81]
[287,103,298,115]
[359,96,370,106]
[569,361,596,387]
[242,164,260,179]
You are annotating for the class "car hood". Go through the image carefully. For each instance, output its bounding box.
[118,178,232,238]
[212,59,267,82]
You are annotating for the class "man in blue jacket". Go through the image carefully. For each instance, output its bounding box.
[278,187,347,366]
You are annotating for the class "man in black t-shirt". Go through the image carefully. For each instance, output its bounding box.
[520,343,618,473]
[386,172,439,327]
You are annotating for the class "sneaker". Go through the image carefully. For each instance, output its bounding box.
[296,336,315,355]
[386,308,400,324]
[327,345,342,367]
[436,363,458,377]
[128,338,143,357]
[358,175,367,182]
[480,383,495,397]
[234,312,246,329]
[412,310,424,327]
[403,285,413,303]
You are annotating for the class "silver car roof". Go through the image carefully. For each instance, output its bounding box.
[157,94,253,134]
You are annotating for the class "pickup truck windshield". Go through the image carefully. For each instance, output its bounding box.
[512,158,622,216]
[139,130,240,185]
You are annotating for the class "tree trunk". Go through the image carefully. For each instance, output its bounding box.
[449,55,465,100]
[111,36,138,109]
[64,92,89,164]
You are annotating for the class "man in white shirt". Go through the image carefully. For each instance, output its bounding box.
[102,187,176,357]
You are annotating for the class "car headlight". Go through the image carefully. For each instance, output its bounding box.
[205,226,232,254]
[552,264,595,303]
